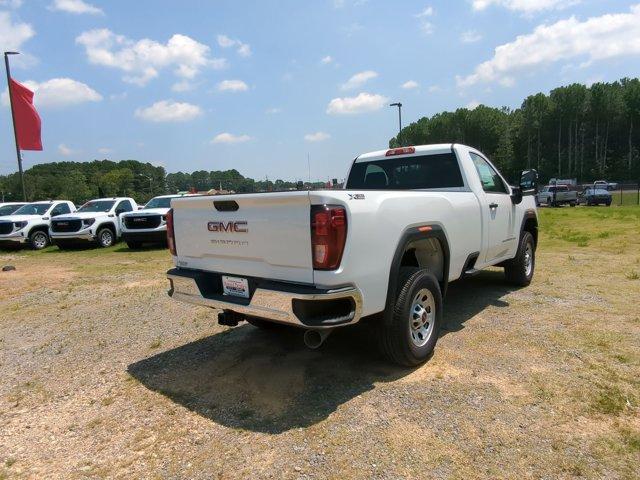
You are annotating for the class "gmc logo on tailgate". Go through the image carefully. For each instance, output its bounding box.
[208,221,248,233]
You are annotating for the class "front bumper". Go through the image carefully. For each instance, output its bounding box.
[50,231,96,243]
[167,267,363,329]
[122,230,166,244]
[0,232,28,245]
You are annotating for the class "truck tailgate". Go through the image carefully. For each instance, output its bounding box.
[172,192,314,284]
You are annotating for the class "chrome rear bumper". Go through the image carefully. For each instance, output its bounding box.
[167,268,362,329]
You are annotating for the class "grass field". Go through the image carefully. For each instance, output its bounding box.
[0,206,639,479]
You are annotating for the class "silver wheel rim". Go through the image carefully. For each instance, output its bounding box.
[100,230,113,246]
[524,242,533,277]
[33,232,47,249]
[409,288,435,347]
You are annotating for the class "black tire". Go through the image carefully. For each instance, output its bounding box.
[569,201,576,207]
[126,241,142,249]
[377,268,442,367]
[29,229,49,250]
[96,227,115,248]
[504,231,535,286]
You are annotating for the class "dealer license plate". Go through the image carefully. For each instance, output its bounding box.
[222,275,249,298]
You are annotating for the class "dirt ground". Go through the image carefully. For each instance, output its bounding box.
[1,206,638,479]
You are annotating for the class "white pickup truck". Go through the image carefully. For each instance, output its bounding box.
[49,197,137,249]
[166,144,539,366]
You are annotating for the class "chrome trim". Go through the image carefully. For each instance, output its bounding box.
[167,270,363,329]
[50,232,95,241]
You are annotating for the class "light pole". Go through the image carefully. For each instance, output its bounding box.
[390,102,402,146]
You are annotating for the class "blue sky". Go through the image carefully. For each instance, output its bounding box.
[1,0,639,181]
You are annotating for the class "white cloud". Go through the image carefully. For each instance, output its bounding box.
[471,0,579,14]
[217,79,249,92]
[457,5,640,88]
[109,92,127,100]
[216,34,251,57]
[321,55,333,64]
[326,92,388,115]
[76,29,226,86]
[304,131,331,142]
[466,100,481,110]
[0,12,34,51]
[401,80,419,89]
[98,147,112,154]
[341,70,377,90]
[134,100,202,123]
[415,6,434,17]
[58,144,75,156]
[50,0,103,15]
[2,78,102,108]
[171,80,195,92]
[461,30,483,43]
[265,107,282,114]
[428,85,441,93]
[415,5,434,34]
[211,133,251,144]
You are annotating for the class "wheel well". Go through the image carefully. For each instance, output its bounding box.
[522,216,538,247]
[98,222,116,235]
[28,225,49,236]
[399,237,445,283]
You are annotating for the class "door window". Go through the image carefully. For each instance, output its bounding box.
[469,153,508,194]
[115,200,133,214]
[51,203,70,216]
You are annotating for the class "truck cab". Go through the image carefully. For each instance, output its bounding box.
[50,197,137,249]
[0,201,76,250]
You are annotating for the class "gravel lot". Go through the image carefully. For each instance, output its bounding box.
[1,207,639,479]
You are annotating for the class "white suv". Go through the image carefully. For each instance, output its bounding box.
[120,194,193,249]
[0,201,76,250]
[49,197,137,249]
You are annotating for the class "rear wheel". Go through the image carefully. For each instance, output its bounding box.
[504,231,535,286]
[97,227,115,248]
[377,268,442,367]
[29,230,49,250]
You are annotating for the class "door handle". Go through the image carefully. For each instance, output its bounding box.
[489,203,499,209]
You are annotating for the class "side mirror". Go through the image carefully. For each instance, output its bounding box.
[510,186,523,205]
[519,169,538,195]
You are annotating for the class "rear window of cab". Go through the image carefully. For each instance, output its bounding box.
[346,153,464,190]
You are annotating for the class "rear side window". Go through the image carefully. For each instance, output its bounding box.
[346,153,464,190]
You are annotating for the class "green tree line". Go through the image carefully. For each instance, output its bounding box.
[390,78,640,182]
[0,160,326,205]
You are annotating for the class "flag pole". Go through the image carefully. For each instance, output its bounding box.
[4,51,26,201]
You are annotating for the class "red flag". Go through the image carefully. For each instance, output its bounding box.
[9,78,42,151]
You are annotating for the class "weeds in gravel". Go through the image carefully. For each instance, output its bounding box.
[625,270,639,280]
[592,385,629,415]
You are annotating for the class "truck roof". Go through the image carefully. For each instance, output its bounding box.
[355,144,454,163]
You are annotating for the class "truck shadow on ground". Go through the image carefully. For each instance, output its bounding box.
[128,270,516,434]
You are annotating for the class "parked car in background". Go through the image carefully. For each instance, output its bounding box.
[536,185,578,207]
[49,197,137,249]
[0,202,28,217]
[593,180,618,191]
[580,188,612,206]
[0,201,76,249]
[120,194,194,249]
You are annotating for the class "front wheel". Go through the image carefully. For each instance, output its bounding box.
[29,230,49,250]
[504,231,535,286]
[97,227,115,248]
[377,268,442,367]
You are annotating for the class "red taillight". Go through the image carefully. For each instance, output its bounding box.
[311,205,347,270]
[166,208,177,256]
[385,146,415,156]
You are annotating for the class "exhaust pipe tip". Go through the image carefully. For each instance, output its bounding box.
[303,329,332,349]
